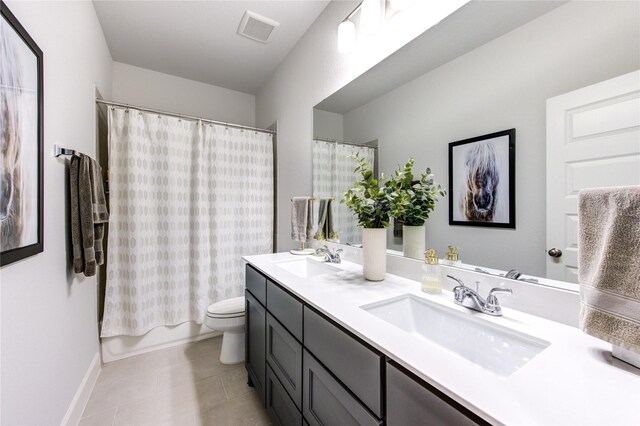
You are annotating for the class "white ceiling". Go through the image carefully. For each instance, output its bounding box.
[93,0,330,95]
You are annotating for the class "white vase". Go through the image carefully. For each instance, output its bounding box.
[362,228,387,281]
[403,224,425,260]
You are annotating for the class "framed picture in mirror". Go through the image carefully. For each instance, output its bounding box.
[449,129,515,228]
[1,1,44,266]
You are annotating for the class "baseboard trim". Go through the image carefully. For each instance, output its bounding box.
[60,352,101,426]
[102,328,222,363]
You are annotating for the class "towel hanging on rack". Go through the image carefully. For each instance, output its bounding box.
[69,154,109,277]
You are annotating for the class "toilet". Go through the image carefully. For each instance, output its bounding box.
[204,296,246,364]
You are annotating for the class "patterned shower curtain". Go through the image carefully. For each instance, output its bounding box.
[312,139,375,245]
[102,107,273,337]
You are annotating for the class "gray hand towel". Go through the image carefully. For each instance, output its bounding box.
[578,185,640,354]
[70,154,109,277]
[315,198,337,241]
[315,199,328,240]
[291,197,313,242]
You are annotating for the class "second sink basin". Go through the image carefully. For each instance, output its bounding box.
[274,258,340,278]
[361,294,549,377]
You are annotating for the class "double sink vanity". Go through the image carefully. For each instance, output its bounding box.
[243,252,638,426]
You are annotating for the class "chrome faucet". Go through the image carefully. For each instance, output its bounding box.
[447,275,512,316]
[315,245,343,264]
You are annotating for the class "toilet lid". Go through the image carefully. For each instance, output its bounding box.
[207,296,245,317]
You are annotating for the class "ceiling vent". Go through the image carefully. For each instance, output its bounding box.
[237,10,280,44]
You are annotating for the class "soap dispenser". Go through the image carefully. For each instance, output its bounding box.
[421,249,442,294]
[443,245,461,267]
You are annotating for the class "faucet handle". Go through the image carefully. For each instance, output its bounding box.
[486,287,512,307]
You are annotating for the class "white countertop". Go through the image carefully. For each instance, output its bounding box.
[243,252,640,426]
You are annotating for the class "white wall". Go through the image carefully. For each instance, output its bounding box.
[313,109,343,141]
[342,1,640,277]
[0,1,113,424]
[256,0,466,251]
[112,62,255,126]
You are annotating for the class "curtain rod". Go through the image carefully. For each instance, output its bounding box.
[95,99,276,135]
[313,136,378,150]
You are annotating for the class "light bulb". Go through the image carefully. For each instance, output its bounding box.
[337,20,356,53]
[360,0,383,35]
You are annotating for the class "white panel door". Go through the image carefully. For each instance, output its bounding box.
[546,70,640,282]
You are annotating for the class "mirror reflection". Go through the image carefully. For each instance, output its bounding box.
[312,0,640,282]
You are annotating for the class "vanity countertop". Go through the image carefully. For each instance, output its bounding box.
[243,252,639,426]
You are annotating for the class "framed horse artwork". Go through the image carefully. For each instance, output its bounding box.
[1,1,44,266]
[448,129,515,229]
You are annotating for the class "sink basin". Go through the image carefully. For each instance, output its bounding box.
[361,294,549,377]
[275,258,340,278]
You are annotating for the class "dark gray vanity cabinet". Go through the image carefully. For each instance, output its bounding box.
[266,365,303,426]
[245,264,485,426]
[303,307,383,418]
[266,312,303,409]
[386,361,487,426]
[303,350,382,426]
[245,290,266,405]
[245,265,267,405]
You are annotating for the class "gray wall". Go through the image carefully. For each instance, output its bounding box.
[1,1,113,424]
[112,62,256,126]
[343,1,640,277]
[313,109,344,141]
[256,0,458,251]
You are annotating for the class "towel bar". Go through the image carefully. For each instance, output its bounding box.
[53,144,77,157]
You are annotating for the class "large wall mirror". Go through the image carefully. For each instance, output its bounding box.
[312,1,640,285]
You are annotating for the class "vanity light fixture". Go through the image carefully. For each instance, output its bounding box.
[337,19,357,53]
[360,0,384,35]
[337,0,415,53]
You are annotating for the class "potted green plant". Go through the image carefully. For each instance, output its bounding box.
[388,158,446,260]
[342,152,391,281]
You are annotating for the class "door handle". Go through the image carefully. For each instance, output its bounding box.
[547,248,563,258]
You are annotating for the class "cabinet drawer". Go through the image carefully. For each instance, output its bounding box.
[303,350,381,426]
[303,307,383,417]
[267,313,303,409]
[246,264,267,305]
[245,290,266,405]
[267,280,303,341]
[266,365,303,426]
[386,361,486,426]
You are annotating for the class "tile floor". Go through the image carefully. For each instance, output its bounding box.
[79,337,270,426]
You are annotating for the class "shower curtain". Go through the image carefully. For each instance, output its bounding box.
[312,139,375,244]
[101,107,273,337]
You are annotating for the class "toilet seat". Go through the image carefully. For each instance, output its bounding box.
[206,296,245,319]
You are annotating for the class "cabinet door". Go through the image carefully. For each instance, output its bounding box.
[303,307,383,417]
[245,290,266,405]
[386,361,486,426]
[267,280,303,341]
[266,313,303,409]
[266,365,303,426]
[303,350,381,426]
[246,264,267,305]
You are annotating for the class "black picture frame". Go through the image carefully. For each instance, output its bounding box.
[448,129,515,229]
[1,1,44,266]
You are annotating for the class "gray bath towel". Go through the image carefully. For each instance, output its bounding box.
[578,186,640,354]
[291,197,313,242]
[70,154,109,277]
[314,198,337,240]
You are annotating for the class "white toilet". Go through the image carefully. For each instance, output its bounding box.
[204,296,246,364]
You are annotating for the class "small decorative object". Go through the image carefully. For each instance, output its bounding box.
[342,152,391,281]
[448,129,515,228]
[1,2,44,266]
[388,158,445,260]
[442,245,461,267]
[421,249,442,294]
